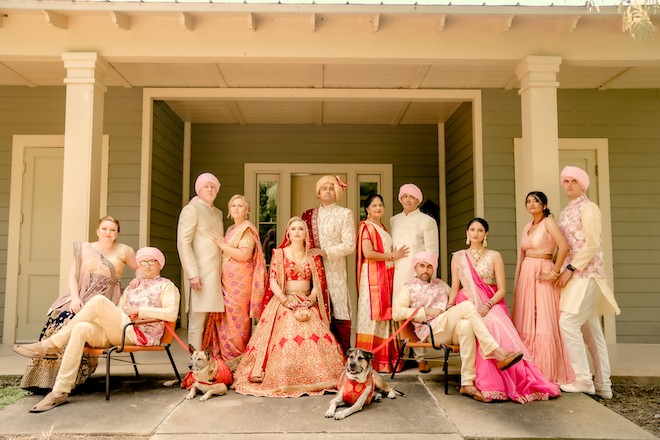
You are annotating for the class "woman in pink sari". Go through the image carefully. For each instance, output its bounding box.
[203,194,266,367]
[449,217,560,403]
[232,217,344,398]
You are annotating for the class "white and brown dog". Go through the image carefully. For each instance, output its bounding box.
[185,345,229,402]
[325,348,403,420]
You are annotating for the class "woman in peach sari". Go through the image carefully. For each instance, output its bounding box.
[203,194,266,366]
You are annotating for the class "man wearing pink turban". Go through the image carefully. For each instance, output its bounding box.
[301,175,355,355]
[556,166,620,399]
[177,172,225,350]
[14,246,180,412]
[392,252,524,402]
[390,183,439,372]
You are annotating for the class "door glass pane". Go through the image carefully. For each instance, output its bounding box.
[258,180,278,265]
[358,175,380,220]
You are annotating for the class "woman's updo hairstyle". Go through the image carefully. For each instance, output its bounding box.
[526,191,551,217]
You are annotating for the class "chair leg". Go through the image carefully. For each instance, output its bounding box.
[165,347,182,384]
[443,349,449,395]
[391,341,407,379]
[130,353,140,378]
[106,347,119,401]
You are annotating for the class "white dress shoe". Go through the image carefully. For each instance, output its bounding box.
[560,381,595,395]
[594,388,613,399]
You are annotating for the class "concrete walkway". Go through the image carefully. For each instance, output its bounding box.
[1,340,658,440]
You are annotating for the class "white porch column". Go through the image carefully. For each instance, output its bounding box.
[59,52,108,293]
[514,55,562,214]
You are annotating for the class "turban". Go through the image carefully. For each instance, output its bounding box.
[413,251,438,274]
[560,166,589,191]
[315,175,348,200]
[195,173,221,196]
[136,247,166,269]
[398,184,423,204]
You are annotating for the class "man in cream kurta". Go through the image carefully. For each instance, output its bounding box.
[391,183,439,371]
[303,175,356,355]
[391,184,439,294]
[556,166,620,400]
[177,173,225,350]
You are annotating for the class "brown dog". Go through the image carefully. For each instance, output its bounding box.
[325,348,403,420]
[185,345,228,402]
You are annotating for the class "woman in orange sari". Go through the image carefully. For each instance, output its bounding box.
[203,194,266,366]
[356,194,408,372]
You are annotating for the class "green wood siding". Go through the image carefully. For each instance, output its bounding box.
[151,101,184,288]
[0,86,143,342]
[190,124,440,216]
[445,102,475,276]
[558,89,660,344]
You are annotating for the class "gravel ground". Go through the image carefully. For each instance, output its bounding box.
[589,379,660,438]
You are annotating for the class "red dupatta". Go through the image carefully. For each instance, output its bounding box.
[356,221,393,321]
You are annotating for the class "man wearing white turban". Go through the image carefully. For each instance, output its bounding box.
[555,166,620,399]
[390,183,439,372]
[302,175,356,355]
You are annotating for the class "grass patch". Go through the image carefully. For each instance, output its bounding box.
[0,376,30,410]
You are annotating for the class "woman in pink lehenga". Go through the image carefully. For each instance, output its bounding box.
[232,217,344,398]
[203,194,267,368]
[449,217,560,403]
[512,192,575,385]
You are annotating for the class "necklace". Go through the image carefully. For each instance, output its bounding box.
[469,247,484,263]
[291,250,307,278]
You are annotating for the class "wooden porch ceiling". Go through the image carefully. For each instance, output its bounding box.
[1,4,658,124]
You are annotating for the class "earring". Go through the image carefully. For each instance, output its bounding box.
[483,238,488,248]
[466,236,470,245]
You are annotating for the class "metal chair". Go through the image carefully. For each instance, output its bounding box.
[83,319,182,400]
[391,320,460,394]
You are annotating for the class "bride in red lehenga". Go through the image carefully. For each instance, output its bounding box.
[232,217,345,398]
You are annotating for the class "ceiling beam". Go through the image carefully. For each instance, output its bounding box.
[0,62,37,87]
[228,101,247,124]
[314,101,323,125]
[43,10,67,29]
[499,15,514,32]
[107,62,133,88]
[180,12,194,31]
[557,15,581,33]
[599,66,634,90]
[391,101,410,125]
[437,14,447,32]
[410,65,431,89]
[372,13,380,32]
[310,13,316,32]
[247,13,256,31]
[214,64,229,87]
[110,11,129,30]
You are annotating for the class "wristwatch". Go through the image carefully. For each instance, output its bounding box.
[566,264,576,272]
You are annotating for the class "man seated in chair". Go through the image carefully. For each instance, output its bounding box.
[14,246,180,412]
[392,251,523,402]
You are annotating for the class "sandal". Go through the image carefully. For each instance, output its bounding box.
[28,392,68,413]
[459,385,492,403]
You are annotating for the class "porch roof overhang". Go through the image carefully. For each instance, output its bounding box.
[1,0,658,124]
